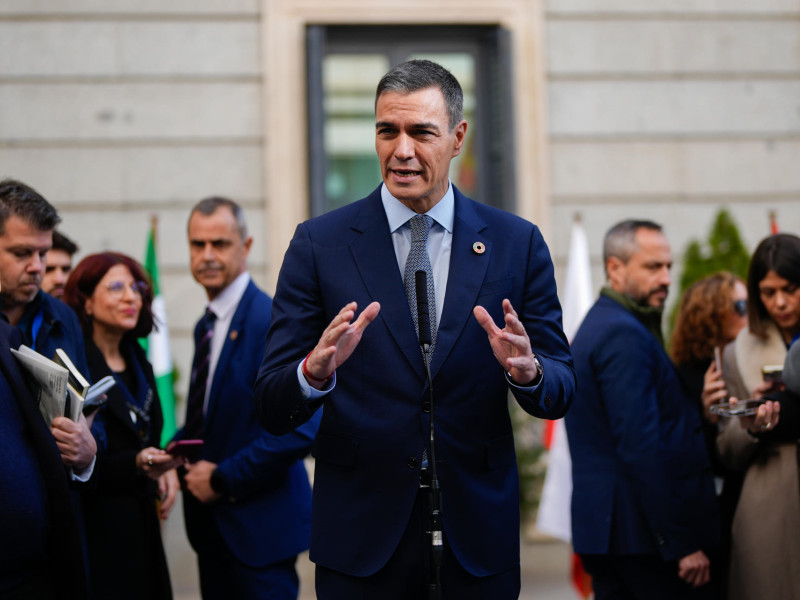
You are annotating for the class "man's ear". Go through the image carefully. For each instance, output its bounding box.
[605,256,625,289]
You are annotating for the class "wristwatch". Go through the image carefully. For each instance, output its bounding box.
[532,353,543,378]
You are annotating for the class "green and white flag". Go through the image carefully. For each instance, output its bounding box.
[141,219,177,446]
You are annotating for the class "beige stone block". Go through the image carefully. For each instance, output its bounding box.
[119,22,260,76]
[0,0,257,16]
[546,0,800,14]
[547,20,800,74]
[0,23,117,76]
[0,82,262,140]
[0,22,260,77]
[550,140,800,196]
[0,145,263,204]
[548,80,800,135]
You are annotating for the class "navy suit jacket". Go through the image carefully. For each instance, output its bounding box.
[1,320,86,599]
[565,295,720,561]
[255,186,575,577]
[181,280,320,568]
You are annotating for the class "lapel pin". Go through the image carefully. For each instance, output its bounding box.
[229,330,238,341]
[472,241,486,255]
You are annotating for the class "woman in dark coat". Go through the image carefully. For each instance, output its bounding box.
[669,271,749,599]
[64,252,182,600]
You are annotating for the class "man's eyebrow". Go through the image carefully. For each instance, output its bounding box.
[7,243,51,252]
[190,237,230,244]
[375,121,441,131]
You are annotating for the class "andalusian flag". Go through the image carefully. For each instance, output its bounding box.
[141,217,177,446]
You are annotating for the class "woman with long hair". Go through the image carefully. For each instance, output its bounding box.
[702,233,800,600]
[64,252,182,600]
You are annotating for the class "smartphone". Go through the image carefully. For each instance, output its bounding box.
[762,365,784,384]
[709,399,766,417]
[165,439,204,462]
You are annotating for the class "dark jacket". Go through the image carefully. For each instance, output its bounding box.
[82,339,171,600]
[255,186,575,577]
[180,280,320,568]
[566,294,720,561]
[0,320,86,598]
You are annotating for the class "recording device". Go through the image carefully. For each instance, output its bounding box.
[710,399,766,417]
[762,365,784,384]
[713,347,722,373]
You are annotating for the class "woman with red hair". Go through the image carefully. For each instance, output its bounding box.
[64,252,181,600]
[669,271,748,599]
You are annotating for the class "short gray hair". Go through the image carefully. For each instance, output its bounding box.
[603,219,663,274]
[189,196,248,240]
[375,59,463,131]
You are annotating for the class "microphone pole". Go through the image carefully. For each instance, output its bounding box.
[415,270,442,600]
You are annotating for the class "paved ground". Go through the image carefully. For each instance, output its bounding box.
[165,501,578,600]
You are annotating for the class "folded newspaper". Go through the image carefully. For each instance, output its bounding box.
[11,345,114,424]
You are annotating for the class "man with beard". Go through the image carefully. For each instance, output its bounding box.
[565,220,720,599]
[42,230,79,300]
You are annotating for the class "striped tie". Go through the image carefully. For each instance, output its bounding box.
[183,309,216,440]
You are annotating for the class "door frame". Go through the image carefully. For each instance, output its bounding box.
[261,0,550,290]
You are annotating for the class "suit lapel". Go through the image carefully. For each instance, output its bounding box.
[349,193,425,379]
[430,192,489,379]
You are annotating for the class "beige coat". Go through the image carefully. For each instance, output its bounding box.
[718,324,800,600]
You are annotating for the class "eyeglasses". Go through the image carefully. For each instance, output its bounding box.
[732,299,748,316]
[104,280,149,299]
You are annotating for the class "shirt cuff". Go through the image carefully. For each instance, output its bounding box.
[297,360,336,401]
[505,358,544,392]
[70,455,96,482]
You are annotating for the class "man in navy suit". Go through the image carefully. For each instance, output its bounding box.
[565,220,720,599]
[1,301,86,598]
[180,196,320,599]
[0,178,97,473]
[254,59,575,598]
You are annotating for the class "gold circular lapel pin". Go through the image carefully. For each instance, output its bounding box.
[229,330,238,341]
[472,241,486,254]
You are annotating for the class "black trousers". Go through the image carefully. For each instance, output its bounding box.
[316,487,520,599]
[581,553,718,600]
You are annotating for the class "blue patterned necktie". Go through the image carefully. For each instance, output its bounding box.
[184,308,216,439]
[404,214,437,354]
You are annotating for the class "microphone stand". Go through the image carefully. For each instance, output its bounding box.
[415,271,442,600]
[422,345,442,600]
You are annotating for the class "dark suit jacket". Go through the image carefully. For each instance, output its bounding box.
[0,320,86,599]
[255,186,575,577]
[565,294,719,562]
[181,280,320,568]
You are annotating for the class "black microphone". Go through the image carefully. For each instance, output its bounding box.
[415,269,441,599]
[415,270,432,348]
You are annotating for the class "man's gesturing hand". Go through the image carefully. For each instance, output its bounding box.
[473,299,539,385]
[304,301,381,389]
